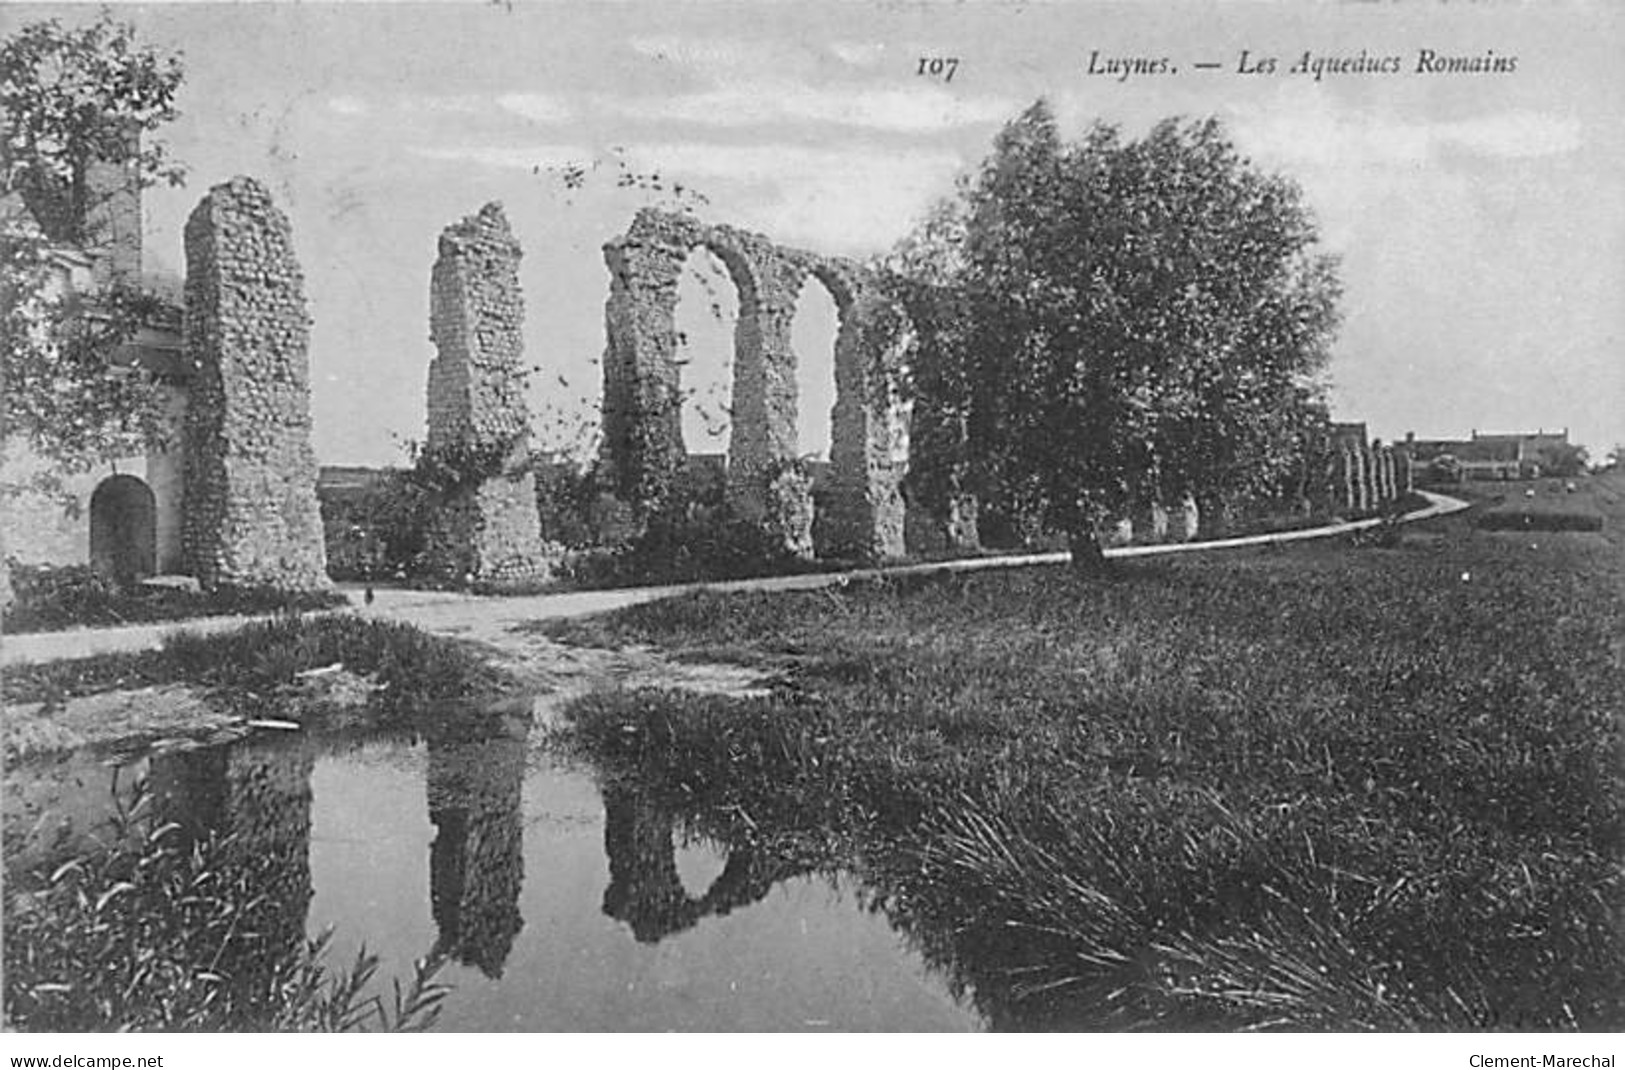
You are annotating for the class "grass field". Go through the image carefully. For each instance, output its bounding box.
[1467,475,1614,533]
[551,472,1625,1030]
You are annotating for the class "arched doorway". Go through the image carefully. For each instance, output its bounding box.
[89,474,156,585]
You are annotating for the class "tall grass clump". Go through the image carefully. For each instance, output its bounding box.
[4,784,450,1032]
[2,563,345,634]
[559,515,1625,1030]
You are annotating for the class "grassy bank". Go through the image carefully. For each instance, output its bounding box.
[4,615,518,732]
[2,564,347,634]
[551,499,1625,1029]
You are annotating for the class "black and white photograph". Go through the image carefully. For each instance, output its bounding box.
[1,0,1621,1054]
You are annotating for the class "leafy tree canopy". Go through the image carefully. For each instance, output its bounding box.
[2,9,185,244]
[1,11,186,489]
[884,101,1342,562]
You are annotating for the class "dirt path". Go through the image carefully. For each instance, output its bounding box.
[3,492,1471,757]
[2,490,1469,670]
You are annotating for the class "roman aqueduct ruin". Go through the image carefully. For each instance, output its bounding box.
[115,177,1409,592]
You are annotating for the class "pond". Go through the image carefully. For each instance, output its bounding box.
[4,723,981,1032]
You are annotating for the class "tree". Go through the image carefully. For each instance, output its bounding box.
[2,11,185,247]
[1,11,186,492]
[889,102,1341,565]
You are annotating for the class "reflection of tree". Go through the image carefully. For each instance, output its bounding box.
[145,735,315,1010]
[599,783,807,944]
[426,735,525,978]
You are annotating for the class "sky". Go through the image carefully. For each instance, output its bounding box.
[12,0,1623,463]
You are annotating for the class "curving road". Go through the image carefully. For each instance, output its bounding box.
[1,491,1469,668]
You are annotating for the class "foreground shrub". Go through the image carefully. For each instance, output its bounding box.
[2,562,343,634]
[4,786,449,1032]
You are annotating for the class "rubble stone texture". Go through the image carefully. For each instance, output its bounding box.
[1379,448,1398,501]
[423,203,551,583]
[599,209,906,561]
[1166,494,1201,542]
[1133,501,1170,543]
[181,177,329,591]
[1332,445,1406,515]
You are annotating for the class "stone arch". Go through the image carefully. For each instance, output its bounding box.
[89,474,156,584]
[599,209,911,561]
[600,209,770,524]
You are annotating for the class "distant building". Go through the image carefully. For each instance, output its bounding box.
[1329,422,1369,450]
[1404,428,1573,481]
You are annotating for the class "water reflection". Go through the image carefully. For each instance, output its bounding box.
[6,719,983,1031]
[600,783,812,944]
[148,736,316,977]
[426,733,525,978]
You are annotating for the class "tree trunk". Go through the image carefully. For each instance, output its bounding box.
[1067,529,1108,574]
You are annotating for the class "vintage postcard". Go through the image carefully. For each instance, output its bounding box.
[2,0,1620,1056]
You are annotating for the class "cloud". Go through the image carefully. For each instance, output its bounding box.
[628,34,791,80]
[603,142,962,250]
[624,33,1014,132]
[830,41,888,68]
[416,95,489,115]
[497,93,574,124]
[1435,111,1583,159]
[608,84,1017,133]
[405,139,964,250]
[1228,94,1582,167]
[408,143,594,170]
[327,96,369,116]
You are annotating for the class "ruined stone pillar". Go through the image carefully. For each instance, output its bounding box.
[423,204,551,584]
[1352,448,1371,512]
[1133,500,1170,543]
[1166,494,1201,542]
[819,276,908,561]
[181,176,328,591]
[1103,515,1135,547]
[727,241,801,534]
[599,221,688,515]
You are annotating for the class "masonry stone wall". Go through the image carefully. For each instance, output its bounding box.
[422,203,551,584]
[599,208,907,561]
[181,177,328,591]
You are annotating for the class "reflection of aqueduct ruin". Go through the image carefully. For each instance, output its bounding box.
[426,733,527,978]
[599,782,811,944]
